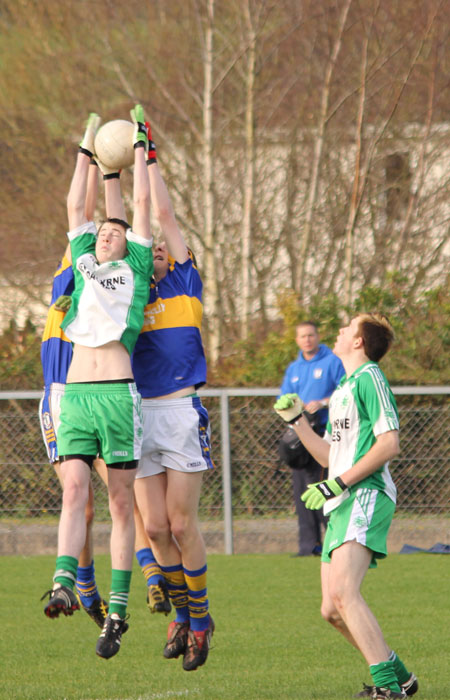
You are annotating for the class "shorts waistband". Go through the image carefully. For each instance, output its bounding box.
[142,396,200,409]
[65,381,138,394]
[47,382,65,392]
[70,378,134,385]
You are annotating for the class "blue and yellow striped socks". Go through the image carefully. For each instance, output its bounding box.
[160,563,189,623]
[75,561,101,608]
[184,564,209,632]
[136,547,163,587]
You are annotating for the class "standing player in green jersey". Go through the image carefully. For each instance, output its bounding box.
[274,313,418,700]
[42,106,153,660]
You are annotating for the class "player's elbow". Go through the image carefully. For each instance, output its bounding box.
[392,439,401,458]
[382,430,400,459]
[390,430,400,457]
[67,200,85,223]
[154,204,175,230]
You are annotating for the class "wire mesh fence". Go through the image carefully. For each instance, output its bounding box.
[0,389,449,526]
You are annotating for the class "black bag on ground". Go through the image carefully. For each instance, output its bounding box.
[277,411,321,470]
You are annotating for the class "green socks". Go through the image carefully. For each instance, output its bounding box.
[370,650,412,691]
[53,555,78,589]
[370,661,401,692]
[109,569,132,618]
[389,650,411,685]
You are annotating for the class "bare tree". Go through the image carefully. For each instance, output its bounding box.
[298,0,353,301]
[1,0,449,367]
[240,0,257,340]
[201,0,221,364]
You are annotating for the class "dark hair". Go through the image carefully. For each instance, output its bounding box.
[296,320,319,332]
[356,313,394,362]
[99,217,130,232]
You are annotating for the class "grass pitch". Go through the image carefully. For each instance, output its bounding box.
[1,553,448,700]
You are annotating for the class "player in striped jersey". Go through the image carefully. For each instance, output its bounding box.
[96,119,214,667]
[39,160,109,629]
[274,314,417,699]
[131,124,214,672]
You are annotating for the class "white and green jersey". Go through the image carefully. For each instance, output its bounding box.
[61,221,153,355]
[323,361,399,515]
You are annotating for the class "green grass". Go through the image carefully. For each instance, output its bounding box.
[1,553,449,700]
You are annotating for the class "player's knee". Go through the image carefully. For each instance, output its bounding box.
[137,508,170,543]
[321,603,342,626]
[327,582,350,614]
[62,479,88,511]
[170,514,197,545]
[144,520,170,543]
[108,491,134,522]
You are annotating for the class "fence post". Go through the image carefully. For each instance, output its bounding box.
[220,390,233,554]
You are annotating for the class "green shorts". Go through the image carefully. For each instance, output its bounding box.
[322,488,395,568]
[57,382,143,466]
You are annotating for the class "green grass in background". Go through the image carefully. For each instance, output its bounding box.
[1,553,448,700]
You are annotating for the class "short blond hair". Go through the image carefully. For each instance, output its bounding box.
[355,313,394,362]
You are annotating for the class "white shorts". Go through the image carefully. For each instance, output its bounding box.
[136,396,214,478]
[39,383,65,463]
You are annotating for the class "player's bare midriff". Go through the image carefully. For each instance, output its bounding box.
[67,341,133,383]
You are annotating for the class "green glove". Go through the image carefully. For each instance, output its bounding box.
[301,477,347,510]
[130,104,148,150]
[273,393,304,424]
[54,295,72,313]
[79,112,101,157]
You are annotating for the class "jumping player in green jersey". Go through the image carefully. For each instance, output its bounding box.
[42,106,153,661]
[274,313,418,700]
[40,159,109,630]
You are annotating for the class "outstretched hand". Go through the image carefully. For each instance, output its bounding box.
[79,113,101,157]
[130,104,148,150]
[94,156,121,179]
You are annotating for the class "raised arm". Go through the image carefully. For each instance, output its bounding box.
[130,105,151,241]
[103,176,128,223]
[66,152,90,231]
[67,113,101,231]
[84,159,99,222]
[63,159,99,265]
[146,120,189,263]
[274,394,330,467]
[290,414,331,467]
[95,150,128,223]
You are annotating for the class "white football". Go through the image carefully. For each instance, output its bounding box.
[94,119,134,170]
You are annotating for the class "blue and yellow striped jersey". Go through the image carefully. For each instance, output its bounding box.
[40,254,74,386]
[132,258,207,397]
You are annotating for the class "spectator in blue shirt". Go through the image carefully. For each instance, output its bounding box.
[279,321,344,556]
